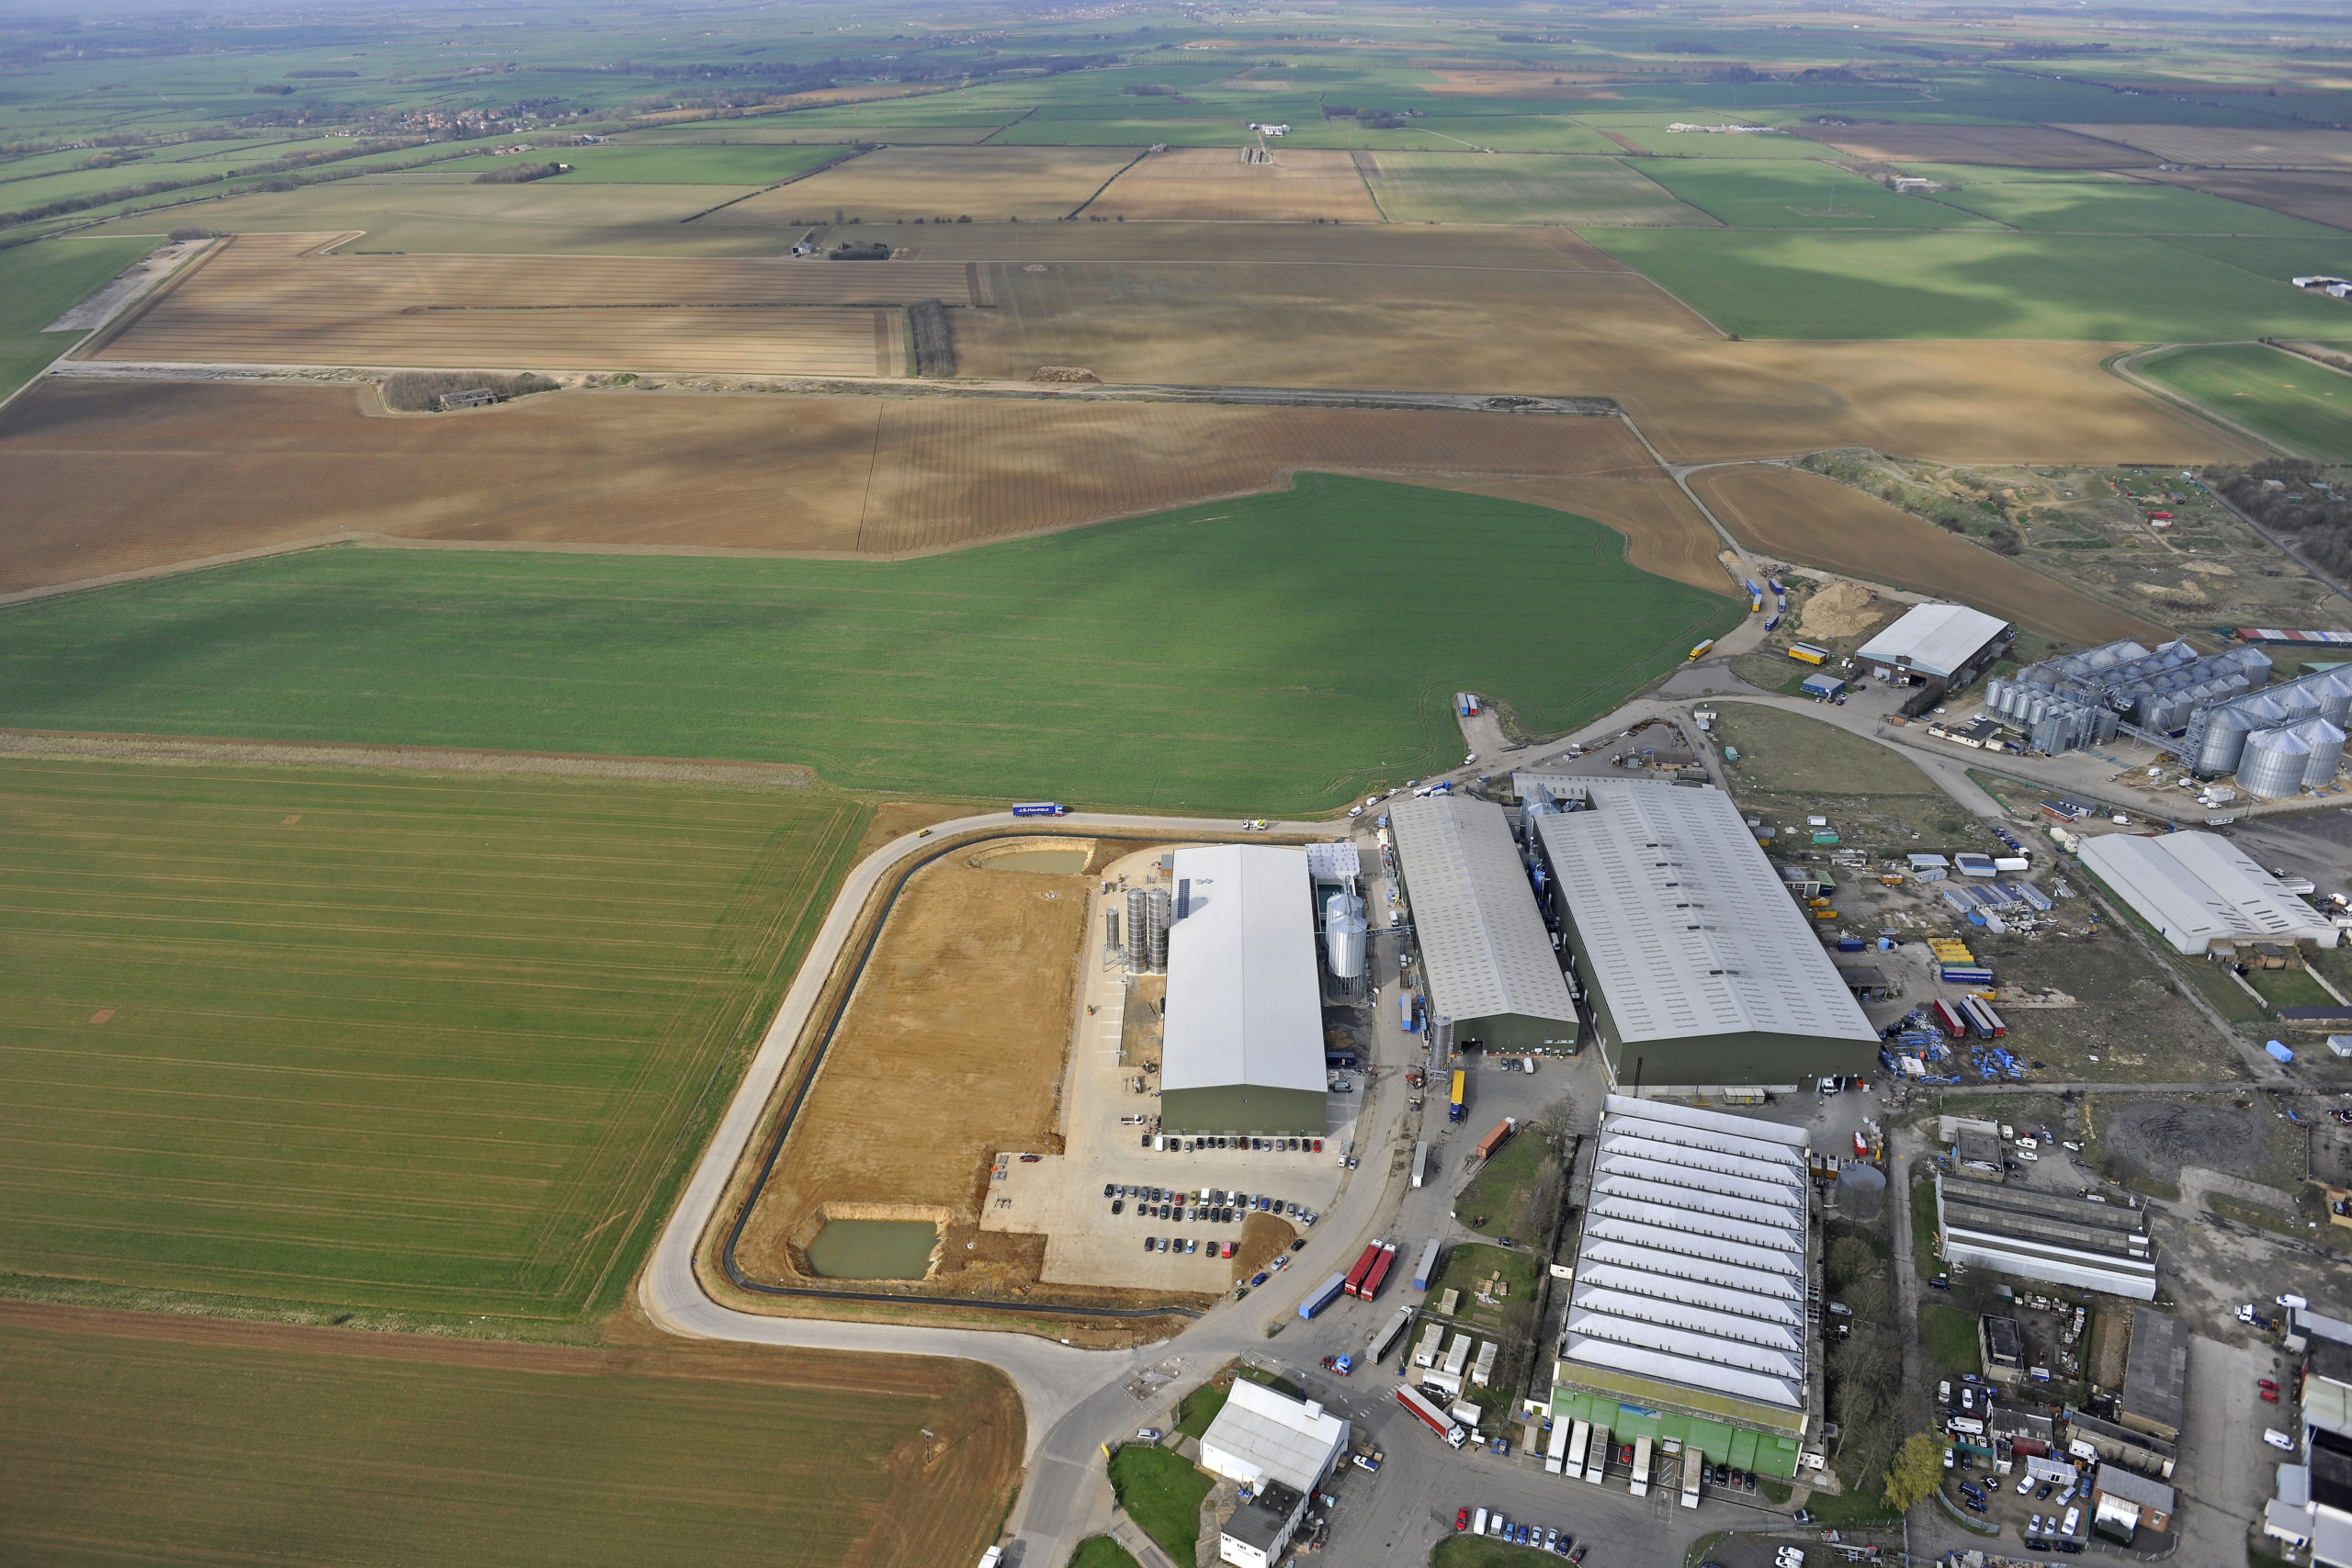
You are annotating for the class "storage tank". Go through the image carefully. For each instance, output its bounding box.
[1145,886,1170,973]
[2315,670,2352,726]
[2238,724,2315,799]
[2197,699,2272,774]
[1325,890,1368,985]
[2304,717,2348,790]
[1125,887,1149,975]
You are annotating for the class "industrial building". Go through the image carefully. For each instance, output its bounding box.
[1198,1380,1348,1568]
[1854,602,2012,686]
[2091,1464,2177,1546]
[1548,1095,1816,1480]
[1159,844,1328,1136]
[1933,1174,2157,1300]
[1385,795,1577,1054]
[1985,637,2271,756]
[2120,1307,2188,1445]
[1531,780,1879,1093]
[2273,1312,2352,1564]
[2077,830,2339,956]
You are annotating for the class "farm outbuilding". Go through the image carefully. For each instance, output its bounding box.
[1855,601,2012,685]
[1385,795,1577,1054]
[1159,844,1328,1136]
[2077,830,2339,955]
[1531,780,1878,1094]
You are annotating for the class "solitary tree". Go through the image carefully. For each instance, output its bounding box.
[1883,1431,1946,1513]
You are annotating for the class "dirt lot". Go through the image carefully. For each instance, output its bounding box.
[0,378,1725,595]
[733,850,1109,1303]
[707,145,1142,224]
[1082,146,1384,223]
[1792,124,2152,168]
[2054,124,2352,170]
[1690,464,2173,645]
[2142,168,2352,231]
[2097,1096,2287,1188]
[91,232,922,376]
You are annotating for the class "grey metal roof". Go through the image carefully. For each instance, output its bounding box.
[1532,783,1876,1048]
[2079,830,2336,954]
[1386,795,1576,1028]
[1855,601,2010,679]
[2095,1463,2177,1514]
[1200,1379,1348,1496]
[1162,845,1327,1097]
[1305,841,1360,882]
[2121,1308,2188,1435]
[1559,1095,1812,1412]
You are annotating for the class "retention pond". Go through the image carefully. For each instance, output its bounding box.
[804,1219,939,1280]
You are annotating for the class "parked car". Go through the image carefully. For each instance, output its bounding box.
[1454,1508,1469,1531]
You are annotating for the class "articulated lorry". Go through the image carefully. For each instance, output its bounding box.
[1396,1385,1467,1448]
[1448,1070,1466,1123]
[1355,1242,1397,1300]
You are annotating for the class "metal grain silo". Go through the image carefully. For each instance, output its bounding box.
[1145,886,1170,973]
[2239,724,2315,799]
[1125,887,1149,974]
[1325,894,1368,986]
[2304,718,2348,790]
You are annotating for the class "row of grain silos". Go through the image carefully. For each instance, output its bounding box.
[2237,717,2349,798]
[2183,664,2352,775]
[1124,885,1171,974]
[1982,677,2117,757]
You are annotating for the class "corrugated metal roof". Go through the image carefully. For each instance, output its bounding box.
[1559,1096,1812,1412]
[1533,783,1876,1048]
[1386,795,1576,1028]
[1162,845,1327,1096]
[1200,1379,1349,1496]
[1304,841,1360,882]
[1855,601,2010,679]
[2095,1463,2177,1514]
[2079,830,2338,954]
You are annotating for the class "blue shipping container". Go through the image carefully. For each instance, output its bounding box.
[1300,1273,1348,1319]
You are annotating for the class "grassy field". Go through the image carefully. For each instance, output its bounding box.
[0,476,1739,813]
[1710,705,1938,798]
[1926,175,2339,237]
[0,1307,1020,1568]
[1069,1539,1145,1568]
[0,236,158,402]
[1453,1122,1554,1241]
[1587,229,2352,340]
[1362,152,1711,226]
[547,142,845,184]
[1636,159,1985,229]
[1918,1301,1984,1377]
[1107,1443,1212,1563]
[2138,344,2352,461]
[0,758,865,1323]
[1433,1530,1570,1564]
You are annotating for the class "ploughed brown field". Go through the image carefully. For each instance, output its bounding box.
[0,1300,1020,1568]
[1081,146,1384,223]
[0,378,1725,594]
[1690,464,2172,646]
[2142,168,2352,232]
[706,144,1144,224]
[92,232,952,375]
[2054,124,2352,170]
[1791,123,2151,168]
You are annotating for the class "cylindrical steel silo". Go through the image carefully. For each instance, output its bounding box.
[1326,908,1368,984]
[2303,717,2348,790]
[2238,724,2314,799]
[2198,701,2267,774]
[1145,886,1170,973]
[1126,887,1148,975]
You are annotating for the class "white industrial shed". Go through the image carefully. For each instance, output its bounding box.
[1935,1173,2157,1301]
[1160,844,1328,1135]
[1531,781,1879,1092]
[2077,829,2339,955]
[1556,1095,1813,1429]
[1199,1378,1350,1495]
[1855,602,2012,684]
[1386,795,1577,1053]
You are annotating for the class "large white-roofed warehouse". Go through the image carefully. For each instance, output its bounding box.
[1530,779,1879,1094]
[1385,795,1578,1054]
[1159,844,1328,1136]
[1549,1095,1817,1479]
[1854,601,2013,687]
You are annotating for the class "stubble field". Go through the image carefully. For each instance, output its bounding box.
[0,1303,1020,1568]
[1690,464,2173,645]
[0,475,1742,810]
[707,144,1143,223]
[1081,146,1384,222]
[734,852,1099,1301]
[0,379,1723,593]
[1358,152,1712,226]
[1792,122,2151,168]
[0,757,865,1320]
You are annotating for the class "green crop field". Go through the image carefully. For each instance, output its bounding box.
[0,477,1740,813]
[1587,229,2352,340]
[1926,175,2339,237]
[0,1312,1016,1567]
[2138,344,2352,460]
[549,142,845,185]
[0,236,157,402]
[0,759,865,1321]
[1363,152,1711,226]
[1634,159,1992,230]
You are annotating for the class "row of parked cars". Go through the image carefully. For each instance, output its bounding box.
[1102,1183,1318,1228]
[1453,1508,1582,1560]
[1142,1133,1324,1153]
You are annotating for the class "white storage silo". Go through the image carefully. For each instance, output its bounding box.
[2239,724,2315,799]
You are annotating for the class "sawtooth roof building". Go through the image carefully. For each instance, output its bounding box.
[2078,829,2340,956]
[1530,780,1879,1093]
[1159,844,1327,1136]
[1549,1095,1816,1480]
[1385,795,1577,1054]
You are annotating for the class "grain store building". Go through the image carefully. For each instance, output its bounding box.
[1385,795,1577,1055]
[1159,844,1328,1136]
[1530,780,1878,1095]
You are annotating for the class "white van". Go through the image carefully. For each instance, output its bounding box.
[2063,1506,2081,1536]
[2267,1428,2298,1451]
[1471,1508,1487,1537]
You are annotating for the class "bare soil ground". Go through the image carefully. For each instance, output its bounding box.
[1690,464,2176,644]
[2098,1097,2276,1186]
[707,145,1142,224]
[1082,147,1384,222]
[2053,125,2352,170]
[2141,168,2352,231]
[91,232,918,376]
[733,853,1105,1303]
[1791,124,2152,168]
[890,220,1631,268]
[0,378,1725,593]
